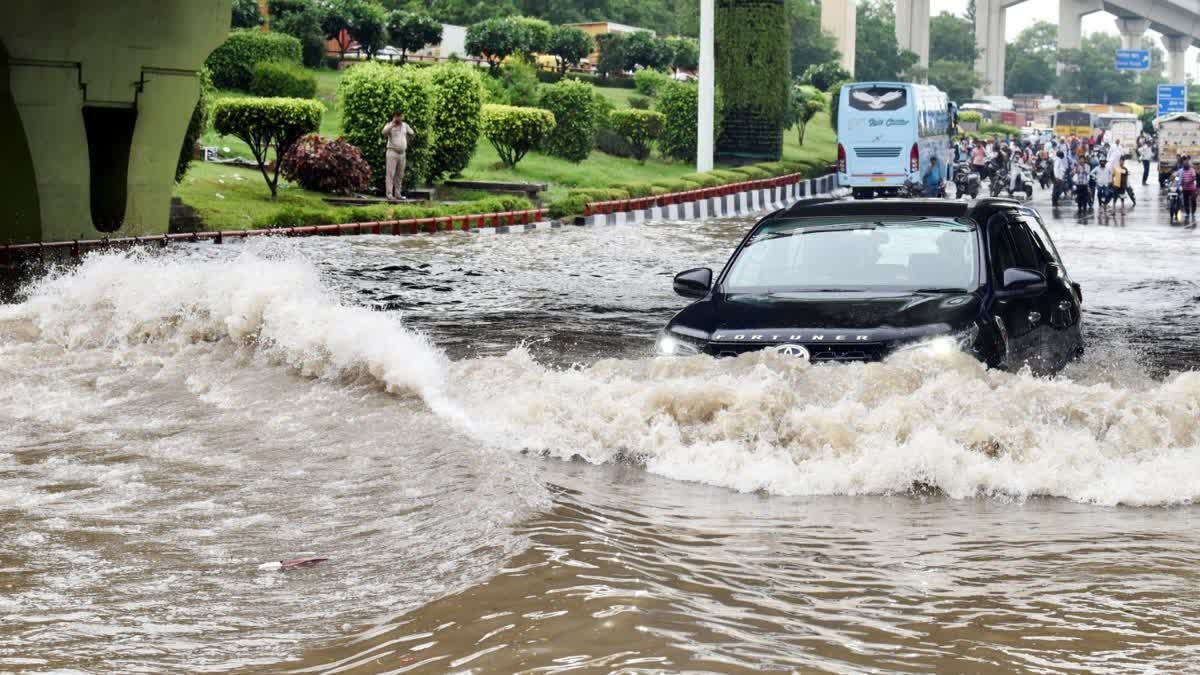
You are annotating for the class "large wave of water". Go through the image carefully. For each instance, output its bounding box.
[5,250,1200,507]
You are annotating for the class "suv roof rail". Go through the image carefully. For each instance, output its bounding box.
[782,198,970,219]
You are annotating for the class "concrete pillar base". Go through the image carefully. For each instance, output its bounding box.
[0,1,231,243]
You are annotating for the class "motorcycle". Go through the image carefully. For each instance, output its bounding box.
[1035,158,1054,189]
[1009,162,1035,199]
[989,163,1009,198]
[953,162,981,199]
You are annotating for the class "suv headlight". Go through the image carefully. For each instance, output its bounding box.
[657,331,704,356]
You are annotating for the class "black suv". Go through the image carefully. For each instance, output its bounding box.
[660,199,1084,374]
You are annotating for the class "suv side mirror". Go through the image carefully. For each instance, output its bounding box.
[998,268,1047,297]
[673,268,713,299]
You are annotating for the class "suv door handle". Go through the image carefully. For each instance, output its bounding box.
[1028,311,1042,323]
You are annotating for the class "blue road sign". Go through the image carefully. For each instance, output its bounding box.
[1159,84,1187,115]
[1116,49,1151,71]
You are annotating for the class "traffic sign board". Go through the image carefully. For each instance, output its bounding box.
[1117,49,1151,71]
[1159,84,1187,115]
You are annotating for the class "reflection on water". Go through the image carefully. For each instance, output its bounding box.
[2,182,1199,673]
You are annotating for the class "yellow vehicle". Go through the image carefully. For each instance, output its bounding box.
[1051,110,1096,137]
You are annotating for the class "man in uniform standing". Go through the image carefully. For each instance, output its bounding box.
[381,110,414,201]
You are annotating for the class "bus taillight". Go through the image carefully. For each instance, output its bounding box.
[910,144,920,173]
[838,143,846,173]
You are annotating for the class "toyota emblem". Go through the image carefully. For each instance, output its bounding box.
[772,344,811,360]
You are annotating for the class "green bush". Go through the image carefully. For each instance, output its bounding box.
[480,104,556,168]
[548,187,631,219]
[627,95,652,110]
[572,72,636,89]
[656,80,722,163]
[538,79,596,163]
[979,121,1020,137]
[611,182,655,197]
[339,61,433,192]
[679,172,723,188]
[707,169,748,183]
[177,68,214,183]
[206,29,303,90]
[633,69,672,97]
[608,109,665,163]
[212,97,323,198]
[250,60,318,98]
[481,61,540,106]
[958,110,983,123]
[651,178,700,193]
[731,165,771,180]
[253,206,342,229]
[423,62,484,180]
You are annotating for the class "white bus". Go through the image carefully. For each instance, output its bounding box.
[837,82,954,199]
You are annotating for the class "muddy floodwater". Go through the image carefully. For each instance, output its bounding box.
[3,182,1200,674]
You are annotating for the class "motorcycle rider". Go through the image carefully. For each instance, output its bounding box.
[922,156,944,197]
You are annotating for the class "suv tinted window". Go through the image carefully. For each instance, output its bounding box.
[988,222,1016,281]
[1021,215,1063,266]
[1007,222,1044,269]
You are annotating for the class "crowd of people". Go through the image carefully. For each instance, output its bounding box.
[940,131,1196,220]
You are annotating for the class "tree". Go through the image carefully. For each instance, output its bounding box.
[322,0,389,60]
[929,12,976,63]
[466,17,532,72]
[595,32,627,79]
[1058,33,1137,103]
[388,11,442,63]
[801,62,850,92]
[1004,21,1056,96]
[1133,36,1167,104]
[515,16,553,54]
[622,31,673,71]
[855,0,918,82]
[667,36,699,73]
[547,26,593,73]
[786,83,824,145]
[269,0,329,68]
[212,97,324,199]
[926,59,980,103]
[232,0,264,28]
[788,0,840,79]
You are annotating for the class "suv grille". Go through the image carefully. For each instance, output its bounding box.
[706,342,887,362]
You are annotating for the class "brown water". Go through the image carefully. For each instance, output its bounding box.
[3,184,1200,674]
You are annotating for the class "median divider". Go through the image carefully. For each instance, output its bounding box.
[580,173,844,225]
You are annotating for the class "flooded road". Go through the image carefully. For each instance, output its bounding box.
[2,179,1200,673]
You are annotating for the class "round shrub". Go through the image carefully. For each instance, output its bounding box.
[422,62,484,180]
[656,81,723,163]
[480,104,556,168]
[538,79,596,163]
[339,61,433,192]
[633,69,671,97]
[212,96,324,198]
[281,135,371,194]
[206,29,303,90]
[608,109,665,163]
[250,60,318,98]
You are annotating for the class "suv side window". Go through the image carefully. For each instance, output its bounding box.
[1007,221,1045,270]
[1021,215,1064,268]
[987,220,1017,282]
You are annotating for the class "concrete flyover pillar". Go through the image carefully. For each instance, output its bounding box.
[0,1,231,243]
[1165,34,1189,84]
[973,0,1006,97]
[1058,0,1102,73]
[895,0,931,74]
[1114,17,1149,51]
[820,0,857,76]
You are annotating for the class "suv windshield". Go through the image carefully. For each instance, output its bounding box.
[724,218,978,293]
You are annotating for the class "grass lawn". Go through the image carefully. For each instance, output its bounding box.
[175,162,331,230]
[781,111,837,169]
[593,86,641,108]
[462,139,699,204]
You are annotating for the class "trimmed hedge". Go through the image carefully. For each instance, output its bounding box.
[339,61,433,192]
[423,62,484,180]
[480,104,556,168]
[548,187,630,219]
[731,165,771,180]
[651,178,701,193]
[538,79,596,163]
[679,172,723,188]
[608,109,666,163]
[212,96,323,198]
[251,195,536,229]
[656,81,724,163]
[250,60,318,99]
[206,30,303,91]
[633,69,672,96]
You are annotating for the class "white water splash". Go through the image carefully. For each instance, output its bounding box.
[5,250,1200,506]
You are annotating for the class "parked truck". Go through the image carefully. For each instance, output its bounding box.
[1154,112,1200,185]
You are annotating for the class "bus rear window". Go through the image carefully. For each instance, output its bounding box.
[848,86,908,111]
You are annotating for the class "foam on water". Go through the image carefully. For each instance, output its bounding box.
[5,250,1200,507]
